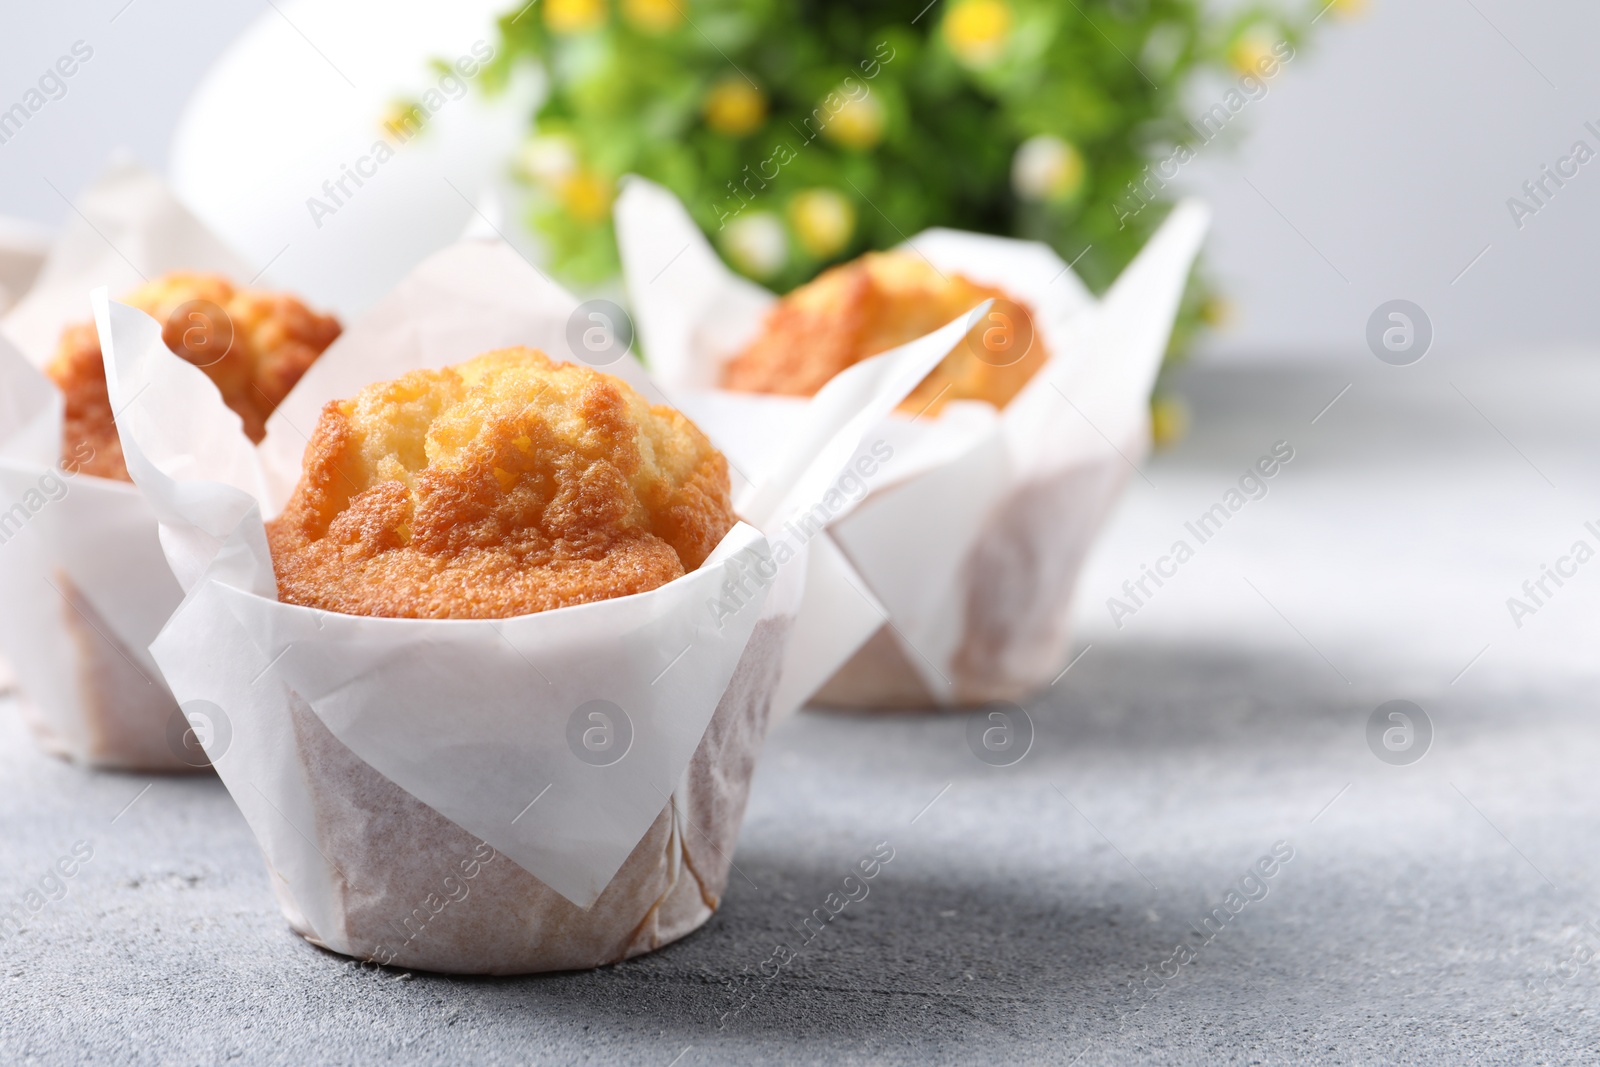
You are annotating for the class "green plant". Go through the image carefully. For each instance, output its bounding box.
[484,0,1349,377]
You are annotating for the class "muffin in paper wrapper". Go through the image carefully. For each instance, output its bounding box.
[617,179,1209,707]
[96,238,970,973]
[0,158,259,768]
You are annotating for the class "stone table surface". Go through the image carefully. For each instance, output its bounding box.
[2,351,1599,1065]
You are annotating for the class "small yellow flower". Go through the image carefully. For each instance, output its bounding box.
[943,0,1014,68]
[1011,135,1086,202]
[1150,394,1189,449]
[788,189,855,258]
[722,212,788,279]
[622,0,681,33]
[560,171,613,222]
[544,0,606,35]
[380,100,428,142]
[1229,29,1279,76]
[823,92,886,151]
[1200,296,1233,329]
[1329,0,1368,16]
[703,77,767,137]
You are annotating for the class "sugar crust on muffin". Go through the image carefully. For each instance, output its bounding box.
[45,271,342,481]
[267,347,736,620]
[719,251,1048,417]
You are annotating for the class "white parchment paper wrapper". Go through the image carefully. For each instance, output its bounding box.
[0,159,254,767]
[0,215,49,320]
[97,239,966,973]
[618,179,1209,707]
[0,209,46,695]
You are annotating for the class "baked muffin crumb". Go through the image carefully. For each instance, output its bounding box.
[267,347,736,620]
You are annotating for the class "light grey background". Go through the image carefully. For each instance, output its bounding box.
[2,0,1598,359]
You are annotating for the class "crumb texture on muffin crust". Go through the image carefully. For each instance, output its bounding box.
[44,271,342,481]
[720,251,1048,417]
[267,347,736,620]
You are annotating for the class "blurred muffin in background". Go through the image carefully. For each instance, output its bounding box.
[45,271,342,480]
[721,251,1047,417]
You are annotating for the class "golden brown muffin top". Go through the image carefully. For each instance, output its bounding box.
[267,347,736,620]
[720,251,1048,417]
[44,271,342,481]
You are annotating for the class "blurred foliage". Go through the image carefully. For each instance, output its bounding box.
[482,0,1348,372]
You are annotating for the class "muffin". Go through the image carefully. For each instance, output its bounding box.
[720,251,1047,417]
[45,271,341,481]
[238,348,771,974]
[267,346,736,619]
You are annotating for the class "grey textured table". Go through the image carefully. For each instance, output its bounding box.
[3,352,1599,1065]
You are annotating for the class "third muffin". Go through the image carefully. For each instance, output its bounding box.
[720,250,1046,418]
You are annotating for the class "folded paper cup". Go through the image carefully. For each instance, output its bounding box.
[618,179,1209,707]
[0,212,64,695]
[98,237,965,973]
[0,158,257,769]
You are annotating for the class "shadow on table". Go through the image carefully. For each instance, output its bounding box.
[388,643,1371,1049]
[410,848,1152,1056]
[360,640,1590,1058]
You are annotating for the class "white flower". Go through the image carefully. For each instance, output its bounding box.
[1011,134,1086,202]
[723,212,788,279]
[516,134,579,188]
